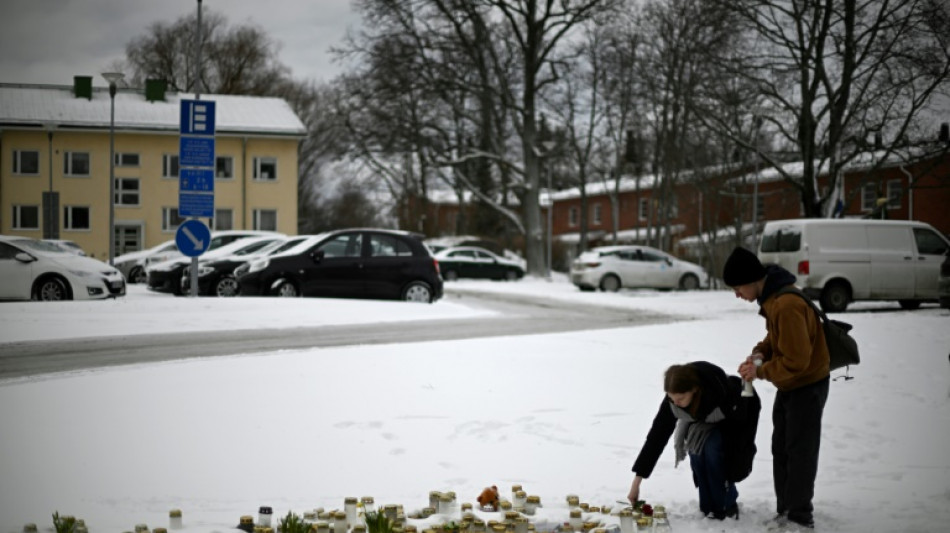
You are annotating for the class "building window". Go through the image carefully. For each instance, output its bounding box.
[253,157,277,181]
[253,209,277,231]
[216,156,233,179]
[639,198,649,221]
[213,209,233,231]
[886,179,902,209]
[754,194,764,221]
[592,203,602,225]
[12,205,40,229]
[861,183,878,211]
[163,154,179,178]
[568,206,578,227]
[64,206,90,230]
[114,153,140,167]
[13,150,40,175]
[162,207,186,231]
[64,151,90,177]
[115,178,140,206]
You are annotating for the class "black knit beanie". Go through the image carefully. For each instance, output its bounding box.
[722,246,767,287]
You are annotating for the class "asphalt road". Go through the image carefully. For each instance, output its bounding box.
[0,290,682,380]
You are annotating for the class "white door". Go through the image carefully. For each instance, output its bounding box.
[912,227,950,298]
[615,250,652,287]
[867,226,915,298]
[0,242,35,299]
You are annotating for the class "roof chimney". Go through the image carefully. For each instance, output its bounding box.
[73,75,93,100]
[145,78,167,102]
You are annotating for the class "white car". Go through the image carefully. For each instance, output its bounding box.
[114,240,180,284]
[570,245,708,291]
[0,235,126,301]
[115,230,281,284]
[42,239,88,256]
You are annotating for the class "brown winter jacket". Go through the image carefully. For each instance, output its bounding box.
[753,267,830,391]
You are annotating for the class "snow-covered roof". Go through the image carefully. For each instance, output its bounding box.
[0,83,307,137]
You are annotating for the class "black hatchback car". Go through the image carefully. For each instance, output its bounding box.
[235,229,443,303]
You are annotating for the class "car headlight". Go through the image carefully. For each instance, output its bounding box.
[245,258,269,274]
[67,269,95,278]
[197,265,215,277]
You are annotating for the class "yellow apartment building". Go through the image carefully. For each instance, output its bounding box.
[0,76,306,260]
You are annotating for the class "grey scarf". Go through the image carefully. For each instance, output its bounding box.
[669,403,726,467]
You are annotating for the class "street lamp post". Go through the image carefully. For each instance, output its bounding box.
[102,72,124,266]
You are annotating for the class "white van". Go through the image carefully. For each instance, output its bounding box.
[758,219,950,312]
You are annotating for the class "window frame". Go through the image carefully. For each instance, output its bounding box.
[592,203,602,225]
[114,177,141,207]
[252,208,278,231]
[213,209,234,231]
[63,205,91,231]
[568,206,578,227]
[162,207,186,232]
[12,205,40,230]
[63,151,91,177]
[638,198,650,221]
[216,156,234,180]
[13,149,40,176]
[162,154,180,179]
[861,183,878,211]
[886,179,902,209]
[253,156,278,182]
[114,152,140,167]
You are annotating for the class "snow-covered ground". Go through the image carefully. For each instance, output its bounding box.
[1,278,948,533]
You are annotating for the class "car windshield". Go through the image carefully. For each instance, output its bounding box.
[14,239,67,254]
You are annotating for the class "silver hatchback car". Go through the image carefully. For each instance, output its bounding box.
[570,245,708,292]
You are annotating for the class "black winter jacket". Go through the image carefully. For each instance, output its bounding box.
[631,361,759,481]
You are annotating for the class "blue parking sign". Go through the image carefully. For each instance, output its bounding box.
[180,100,216,135]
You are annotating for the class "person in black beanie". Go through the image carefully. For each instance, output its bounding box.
[724,246,830,530]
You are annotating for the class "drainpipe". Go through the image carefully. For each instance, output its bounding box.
[898,164,912,220]
[242,137,248,229]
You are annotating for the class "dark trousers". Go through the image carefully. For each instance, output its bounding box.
[690,426,738,516]
[772,377,829,524]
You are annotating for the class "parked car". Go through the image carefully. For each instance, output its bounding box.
[0,235,125,301]
[181,236,310,296]
[42,239,87,256]
[147,234,287,295]
[758,218,950,311]
[235,228,443,302]
[117,230,279,284]
[939,251,950,309]
[570,245,708,292]
[434,246,525,281]
[424,235,503,255]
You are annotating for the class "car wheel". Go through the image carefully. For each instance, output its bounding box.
[679,273,700,291]
[940,296,950,309]
[402,281,433,303]
[600,274,621,292]
[275,280,299,297]
[34,277,70,301]
[443,270,459,281]
[130,267,147,284]
[505,270,519,281]
[898,299,921,310]
[215,276,240,297]
[819,282,850,313]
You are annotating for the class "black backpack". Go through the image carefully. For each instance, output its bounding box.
[723,375,761,483]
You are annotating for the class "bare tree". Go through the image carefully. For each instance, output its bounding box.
[700,0,950,218]
[124,9,289,95]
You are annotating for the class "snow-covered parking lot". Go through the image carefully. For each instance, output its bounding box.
[1,278,948,532]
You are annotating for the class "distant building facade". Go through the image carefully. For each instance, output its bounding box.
[0,77,306,259]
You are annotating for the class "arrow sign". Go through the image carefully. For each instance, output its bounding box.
[175,219,211,257]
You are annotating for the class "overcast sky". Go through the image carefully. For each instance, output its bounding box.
[0,0,361,87]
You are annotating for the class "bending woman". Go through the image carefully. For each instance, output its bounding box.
[627,361,754,520]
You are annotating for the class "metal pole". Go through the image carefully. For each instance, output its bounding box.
[546,161,553,279]
[108,82,116,266]
[189,0,203,297]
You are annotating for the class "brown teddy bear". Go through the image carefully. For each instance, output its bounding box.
[477,485,500,510]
